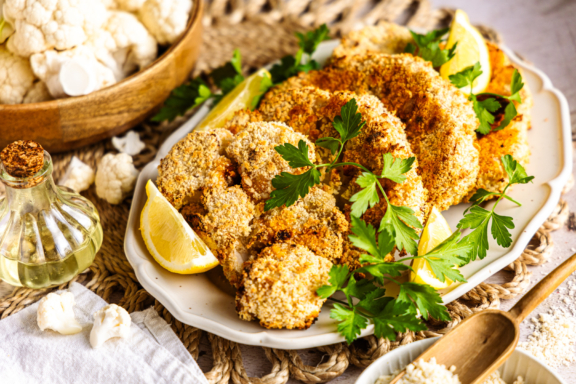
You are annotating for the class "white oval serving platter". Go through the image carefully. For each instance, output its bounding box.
[355,338,566,384]
[124,40,573,349]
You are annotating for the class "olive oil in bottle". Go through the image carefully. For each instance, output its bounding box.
[0,141,102,289]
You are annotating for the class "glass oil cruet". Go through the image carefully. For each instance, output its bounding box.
[0,140,103,289]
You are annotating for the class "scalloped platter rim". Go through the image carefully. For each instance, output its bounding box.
[124,40,573,349]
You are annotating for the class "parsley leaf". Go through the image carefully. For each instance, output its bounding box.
[373,300,427,340]
[265,168,321,210]
[333,99,365,142]
[494,101,517,131]
[349,215,395,260]
[380,154,415,183]
[449,62,482,93]
[491,212,515,248]
[296,24,330,55]
[357,288,390,314]
[317,265,350,298]
[405,28,455,67]
[501,154,534,185]
[153,50,246,122]
[315,137,341,155]
[397,282,450,321]
[270,55,299,84]
[152,78,213,122]
[457,205,492,261]
[270,25,330,84]
[420,231,470,283]
[380,204,421,255]
[508,69,524,103]
[331,304,368,345]
[342,275,378,302]
[471,94,500,134]
[274,140,315,168]
[450,63,525,133]
[349,172,380,217]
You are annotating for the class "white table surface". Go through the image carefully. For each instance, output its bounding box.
[1,0,575,382]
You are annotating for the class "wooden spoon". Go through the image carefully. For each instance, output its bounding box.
[389,252,576,384]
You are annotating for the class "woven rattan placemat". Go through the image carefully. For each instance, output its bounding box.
[0,1,572,383]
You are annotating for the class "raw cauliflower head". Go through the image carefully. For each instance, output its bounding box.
[139,0,192,45]
[30,46,116,98]
[101,0,146,12]
[86,10,157,81]
[23,81,52,103]
[4,0,107,58]
[0,46,34,104]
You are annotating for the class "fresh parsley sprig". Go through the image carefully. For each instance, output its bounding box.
[457,155,534,261]
[265,99,423,254]
[270,24,330,84]
[317,215,460,344]
[449,62,525,134]
[153,49,251,122]
[405,28,457,68]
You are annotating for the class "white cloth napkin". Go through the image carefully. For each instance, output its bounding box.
[0,283,208,384]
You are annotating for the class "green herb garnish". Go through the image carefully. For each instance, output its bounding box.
[153,49,247,122]
[405,28,457,68]
[449,62,525,134]
[270,24,330,84]
[457,155,533,261]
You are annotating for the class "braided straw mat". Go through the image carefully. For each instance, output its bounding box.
[0,1,573,383]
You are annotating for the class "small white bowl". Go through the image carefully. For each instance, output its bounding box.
[355,338,566,384]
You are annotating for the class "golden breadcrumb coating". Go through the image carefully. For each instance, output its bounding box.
[248,187,349,264]
[157,129,235,209]
[332,21,412,58]
[181,186,255,287]
[222,109,263,134]
[465,43,532,200]
[272,53,480,211]
[226,121,316,201]
[260,87,428,225]
[236,243,331,329]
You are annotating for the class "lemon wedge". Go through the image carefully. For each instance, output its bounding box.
[440,9,491,95]
[195,68,270,132]
[140,180,218,274]
[409,207,456,289]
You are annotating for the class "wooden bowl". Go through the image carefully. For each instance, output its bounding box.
[0,0,203,153]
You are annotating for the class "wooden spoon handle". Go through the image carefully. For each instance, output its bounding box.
[509,252,576,323]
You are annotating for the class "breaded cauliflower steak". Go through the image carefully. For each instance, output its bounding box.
[236,243,331,329]
[248,187,349,264]
[332,21,412,58]
[273,53,479,211]
[181,186,255,288]
[157,129,234,209]
[226,122,316,201]
[260,87,428,225]
[467,42,532,200]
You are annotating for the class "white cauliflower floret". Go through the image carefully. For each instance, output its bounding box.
[89,304,131,348]
[4,0,107,58]
[0,46,34,104]
[139,0,191,45]
[112,131,146,156]
[60,156,95,192]
[0,2,15,44]
[37,291,82,335]
[86,11,157,81]
[95,153,139,204]
[101,0,145,12]
[30,46,116,98]
[23,81,52,103]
